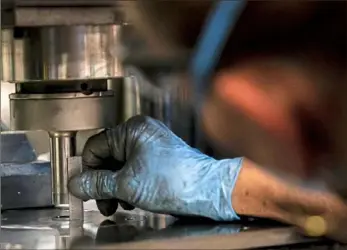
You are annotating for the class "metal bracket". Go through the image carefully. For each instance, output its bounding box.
[67,156,83,222]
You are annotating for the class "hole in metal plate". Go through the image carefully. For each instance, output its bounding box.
[53,215,70,221]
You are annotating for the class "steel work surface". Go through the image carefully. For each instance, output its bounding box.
[1,203,344,250]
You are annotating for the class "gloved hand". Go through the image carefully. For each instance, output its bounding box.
[68,115,242,221]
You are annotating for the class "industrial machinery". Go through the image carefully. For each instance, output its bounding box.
[1,2,198,248]
[2,1,126,210]
[1,1,346,250]
[1,0,201,212]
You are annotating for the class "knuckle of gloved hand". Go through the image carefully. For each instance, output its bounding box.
[125,115,150,128]
[122,115,160,142]
[129,115,173,140]
[97,171,120,199]
[82,131,109,164]
[104,115,153,150]
[68,174,90,201]
[73,170,116,200]
[126,115,166,133]
[114,175,137,203]
[85,130,108,150]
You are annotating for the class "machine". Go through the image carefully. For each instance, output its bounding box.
[0,1,346,250]
[1,0,200,212]
[2,1,125,210]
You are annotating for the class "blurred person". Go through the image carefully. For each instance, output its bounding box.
[69,1,347,242]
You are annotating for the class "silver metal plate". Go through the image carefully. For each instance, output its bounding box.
[1,207,341,250]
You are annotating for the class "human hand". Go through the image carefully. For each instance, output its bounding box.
[68,115,242,220]
[274,186,347,243]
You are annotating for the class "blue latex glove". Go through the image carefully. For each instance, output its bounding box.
[69,115,242,221]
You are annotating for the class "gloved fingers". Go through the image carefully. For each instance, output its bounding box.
[82,118,132,170]
[68,170,120,201]
[82,132,125,177]
[96,199,119,217]
[82,130,114,168]
[95,199,134,216]
[119,200,135,211]
[82,115,169,171]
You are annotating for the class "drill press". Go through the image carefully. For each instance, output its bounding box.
[2,2,125,210]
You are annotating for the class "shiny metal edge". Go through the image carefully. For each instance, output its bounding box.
[94,227,319,250]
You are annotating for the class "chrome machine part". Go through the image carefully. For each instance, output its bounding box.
[9,81,121,209]
[2,20,125,210]
[9,80,121,209]
[10,91,118,131]
[3,25,123,82]
[1,81,15,129]
[1,29,15,82]
[17,25,122,81]
[49,133,76,208]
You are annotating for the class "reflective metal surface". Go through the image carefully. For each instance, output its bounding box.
[95,230,340,250]
[1,81,16,127]
[49,132,76,208]
[67,157,83,221]
[1,206,339,250]
[12,7,123,27]
[1,30,15,82]
[0,207,175,249]
[9,25,122,82]
[2,0,120,7]
[9,91,118,132]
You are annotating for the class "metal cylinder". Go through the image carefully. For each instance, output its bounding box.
[9,25,123,82]
[10,91,119,131]
[49,131,76,208]
[1,29,15,81]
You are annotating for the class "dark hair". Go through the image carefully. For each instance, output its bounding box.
[124,1,346,73]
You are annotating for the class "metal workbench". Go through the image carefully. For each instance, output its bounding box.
[1,201,344,250]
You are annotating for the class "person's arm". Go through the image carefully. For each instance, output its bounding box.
[232,158,347,242]
[68,115,347,243]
